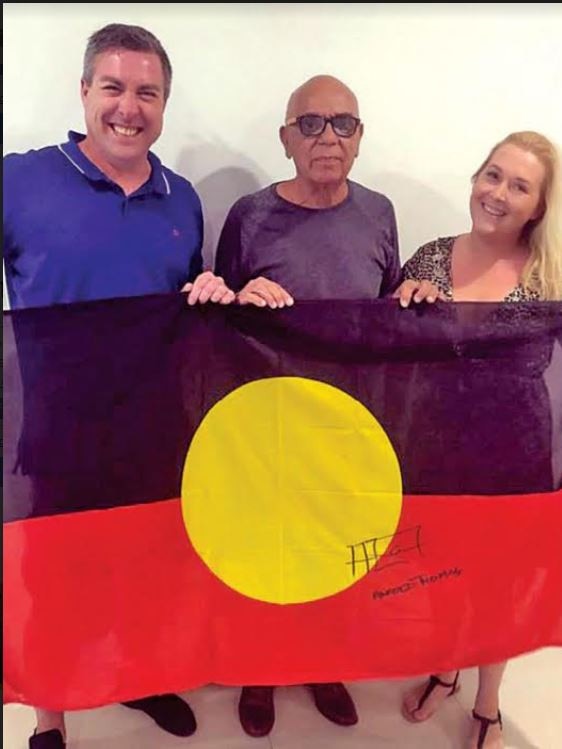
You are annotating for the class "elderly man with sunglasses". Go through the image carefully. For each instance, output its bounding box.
[215,74,403,312]
[214,75,404,738]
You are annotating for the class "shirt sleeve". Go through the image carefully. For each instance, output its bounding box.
[379,200,403,297]
[402,250,423,281]
[402,240,440,285]
[214,204,245,291]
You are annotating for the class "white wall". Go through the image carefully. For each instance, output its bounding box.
[4,3,562,307]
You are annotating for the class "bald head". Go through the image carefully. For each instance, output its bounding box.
[279,74,363,196]
[285,75,359,121]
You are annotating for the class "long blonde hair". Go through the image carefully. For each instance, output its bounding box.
[473,131,562,300]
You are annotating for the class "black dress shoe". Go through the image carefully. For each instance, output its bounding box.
[123,694,197,736]
[309,682,358,726]
[238,686,275,737]
[29,729,65,749]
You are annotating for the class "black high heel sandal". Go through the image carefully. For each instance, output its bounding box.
[472,709,502,748]
[403,671,460,721]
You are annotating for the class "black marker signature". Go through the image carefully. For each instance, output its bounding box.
[372,567,463,600]
[346,525,422,577]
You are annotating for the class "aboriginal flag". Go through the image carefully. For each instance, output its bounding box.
[3,295,562,710]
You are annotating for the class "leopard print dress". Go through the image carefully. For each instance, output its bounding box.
[403,235,541,301]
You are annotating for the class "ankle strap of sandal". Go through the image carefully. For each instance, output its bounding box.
[472,709,502,749]
[416,671,459,712]
[432,671,459,690]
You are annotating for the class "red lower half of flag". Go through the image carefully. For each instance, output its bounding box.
[4,490,562,711]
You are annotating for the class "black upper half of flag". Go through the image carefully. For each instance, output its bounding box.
[3,295,562,522]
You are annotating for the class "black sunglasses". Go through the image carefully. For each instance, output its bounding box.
[286,113,361,138]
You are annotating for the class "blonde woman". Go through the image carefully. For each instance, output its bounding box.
[398,130,562,749]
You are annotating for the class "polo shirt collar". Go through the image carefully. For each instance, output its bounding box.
[58,131,170,196]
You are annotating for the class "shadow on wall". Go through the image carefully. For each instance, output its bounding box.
[176,145,269,269]
[373,171,468,260]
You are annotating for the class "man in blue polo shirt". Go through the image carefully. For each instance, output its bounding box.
[3,22,234,749]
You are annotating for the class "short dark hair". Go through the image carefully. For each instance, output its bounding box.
[83,23,172,101]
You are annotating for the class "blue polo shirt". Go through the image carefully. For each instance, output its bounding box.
[3,131,203,309]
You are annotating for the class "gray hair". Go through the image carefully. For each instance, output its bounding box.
[83,23,172,101]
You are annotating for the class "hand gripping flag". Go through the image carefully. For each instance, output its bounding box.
[3,296,562,709]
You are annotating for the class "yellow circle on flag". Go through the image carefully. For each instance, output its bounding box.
[181,377,402,604]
